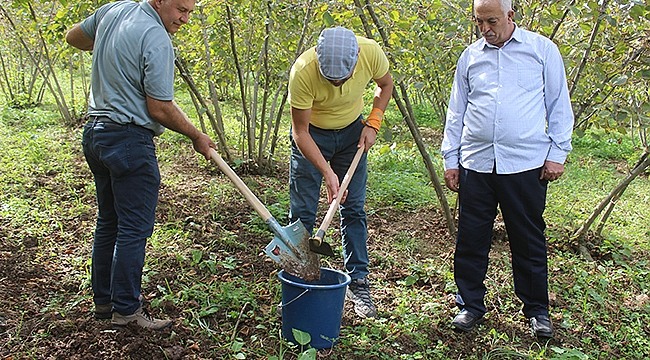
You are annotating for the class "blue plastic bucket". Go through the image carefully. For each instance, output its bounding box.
[278,267,351,349]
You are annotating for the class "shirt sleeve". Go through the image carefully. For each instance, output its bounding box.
[79,2,120,40]
[288,58,315,110]
[441,49,470,170]
[543,42,574,164]
[370,40,390,79]
[142,29,175,101]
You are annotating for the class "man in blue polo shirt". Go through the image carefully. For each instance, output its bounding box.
[66,0,215,330]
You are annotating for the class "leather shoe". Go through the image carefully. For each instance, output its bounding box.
[530,315,554,339]
[451,309,484,332]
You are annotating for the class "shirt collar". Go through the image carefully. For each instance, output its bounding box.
[140,0,165,29]
[510,25,524,43]
[480,24,522,49]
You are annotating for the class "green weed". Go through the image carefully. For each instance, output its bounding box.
[3,103,650,358]
[367,142,438,210]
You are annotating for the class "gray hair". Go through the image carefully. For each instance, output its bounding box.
[501,0,513,13]
[475,0,513,15]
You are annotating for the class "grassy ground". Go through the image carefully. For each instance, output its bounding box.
[0,104,649,359]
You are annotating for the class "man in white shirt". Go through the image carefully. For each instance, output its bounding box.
[441,0,573,339]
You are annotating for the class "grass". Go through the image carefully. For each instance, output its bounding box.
[1,100,649,359]
[367,141,440,211]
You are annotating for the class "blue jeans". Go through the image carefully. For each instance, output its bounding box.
[454,166,549,318]
[82,118,160,316]
[288,118,369,279]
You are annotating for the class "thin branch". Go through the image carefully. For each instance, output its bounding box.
[569,0,609,98]
[354,0,457,237]
[225,4,254,158]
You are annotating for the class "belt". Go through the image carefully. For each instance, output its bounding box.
[88,115,124,125]
[87,116,154,136]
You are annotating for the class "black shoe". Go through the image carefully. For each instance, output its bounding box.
[530,315,554,339]
[451,309,484,332]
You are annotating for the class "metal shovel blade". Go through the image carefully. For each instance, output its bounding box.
[207,149,319,280]
[263,218,320,281]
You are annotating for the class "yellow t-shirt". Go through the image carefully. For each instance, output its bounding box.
[288,36,390,130]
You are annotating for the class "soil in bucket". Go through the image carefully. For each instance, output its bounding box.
[278,267,351,349]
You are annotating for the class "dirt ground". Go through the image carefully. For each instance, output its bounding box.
[0,146,530,359]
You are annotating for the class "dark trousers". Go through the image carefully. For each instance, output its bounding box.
[82,118,160,315]
[454,166,549,318]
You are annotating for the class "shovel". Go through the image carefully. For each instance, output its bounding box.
[310,146,365,257]
[208,149,320,280]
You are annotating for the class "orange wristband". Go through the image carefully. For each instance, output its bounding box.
[363,108,384,132]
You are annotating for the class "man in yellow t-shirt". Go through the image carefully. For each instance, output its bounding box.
[288,26,393,318]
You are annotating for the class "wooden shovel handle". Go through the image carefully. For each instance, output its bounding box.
[313,147,365,242]
[208,149,272,222]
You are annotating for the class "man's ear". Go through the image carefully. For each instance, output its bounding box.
[507,10,515,22]
[149,0,161,10]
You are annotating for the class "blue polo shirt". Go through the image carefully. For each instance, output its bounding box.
[80,0,175,135]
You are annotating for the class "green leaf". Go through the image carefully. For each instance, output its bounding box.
[198,306,220,317]
[292,328,311,346]
[405,274,419,286]
[322,12,335,27]
[297,348,317,360]
[230,340,244,352]
[191,249,203,264]
[629,5,644,21]
[587,289,604,305]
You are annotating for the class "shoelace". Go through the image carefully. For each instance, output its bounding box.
[140,308,155,322]
[350,280,373,303]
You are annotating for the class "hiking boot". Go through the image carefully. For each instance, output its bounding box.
[94,295,144,320]
[346,277,377,318]
[94,303,112,320]
[111,306,172,330]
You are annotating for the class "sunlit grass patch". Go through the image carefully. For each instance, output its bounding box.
[547,129,650,249]
[367,142,438,211]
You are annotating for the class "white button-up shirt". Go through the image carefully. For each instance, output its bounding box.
[441,26,574,174]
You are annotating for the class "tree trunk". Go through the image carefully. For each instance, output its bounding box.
[572,151,650,259]
[549,0,576,41]
[225,4,254,159]
[269,0,315,159]
[175,57,232,161]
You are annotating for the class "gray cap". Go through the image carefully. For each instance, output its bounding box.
[316,27,359,81]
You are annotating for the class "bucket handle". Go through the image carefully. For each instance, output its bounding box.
[278,288,310,309]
